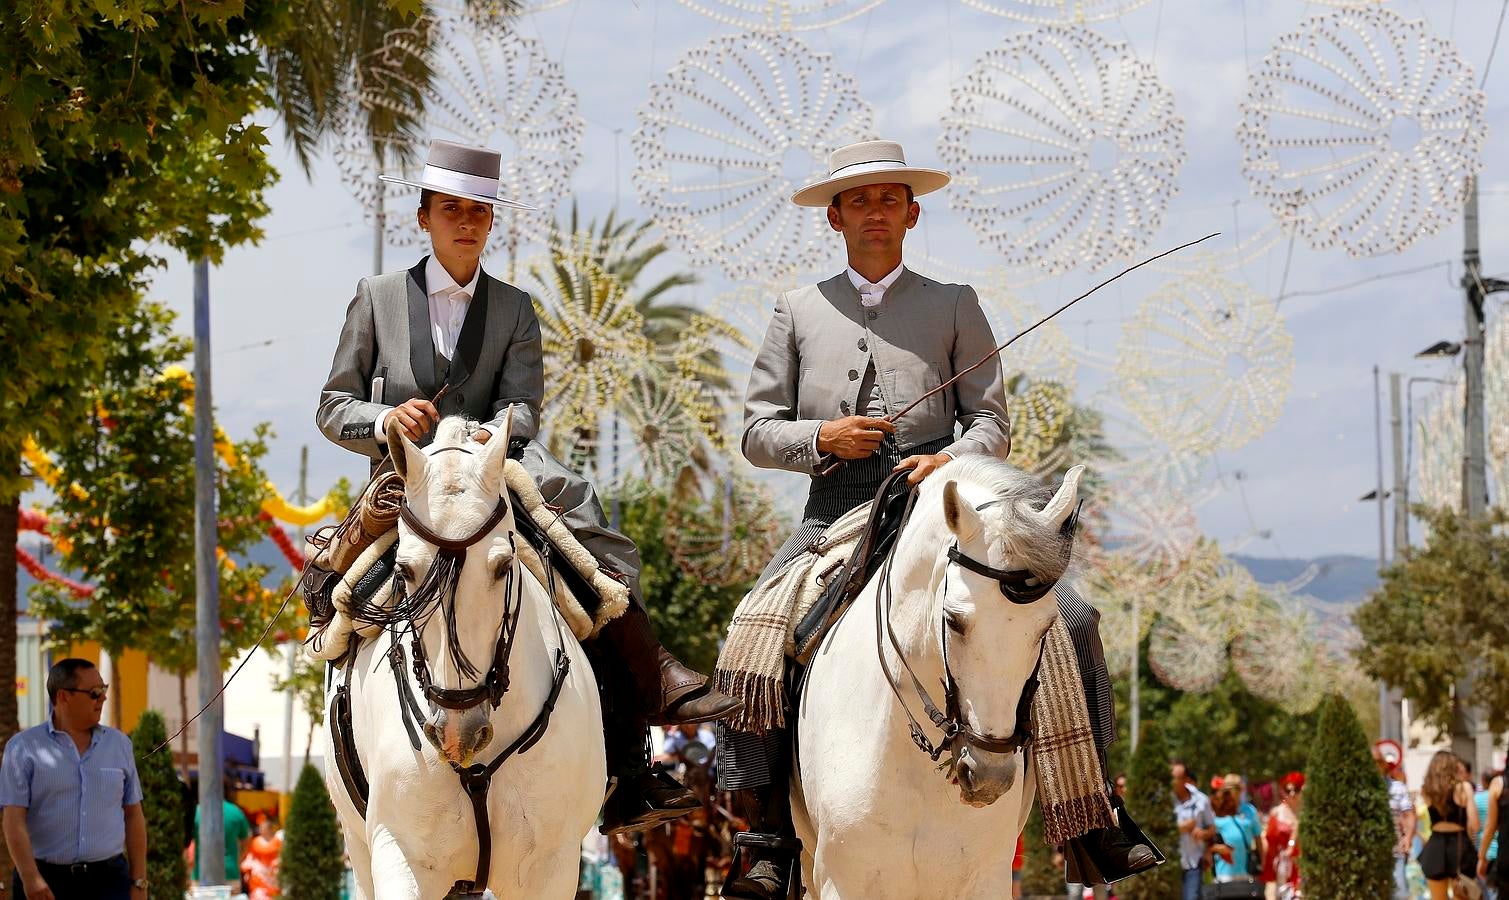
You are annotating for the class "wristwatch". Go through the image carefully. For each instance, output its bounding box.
[131,877,148,890]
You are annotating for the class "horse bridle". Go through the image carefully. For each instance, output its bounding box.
[387,455,572,896]
[876,492,1081,765]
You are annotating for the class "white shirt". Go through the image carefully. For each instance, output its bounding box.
[846,261,904,308]
[425,255,481,359]
[375,257,482,444]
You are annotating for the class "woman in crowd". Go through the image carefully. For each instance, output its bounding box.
[1211,784,1257,887]
[1421,750,1479,899]
[241,815,282,900]
[1262,771,1303,899]
[1479,751,1508,895]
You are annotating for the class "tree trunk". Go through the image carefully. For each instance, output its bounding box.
[1,458,22,886]
[179,672,191,783]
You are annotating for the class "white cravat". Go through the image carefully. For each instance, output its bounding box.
[425,255,481,359]
[846,261,904,308]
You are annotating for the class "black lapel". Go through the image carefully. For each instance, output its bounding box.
[445,271,489,397]
[407,258,438,397]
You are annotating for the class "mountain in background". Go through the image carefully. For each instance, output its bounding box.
[1229,553,1380,607]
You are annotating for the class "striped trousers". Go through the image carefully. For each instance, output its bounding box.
[716,440,1117,791]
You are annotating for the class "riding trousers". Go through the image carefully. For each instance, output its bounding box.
[716,439,1115,791]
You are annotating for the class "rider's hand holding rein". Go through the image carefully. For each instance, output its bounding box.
[893,452,952,485]
[389,398,441,442]
[817,415,894,459]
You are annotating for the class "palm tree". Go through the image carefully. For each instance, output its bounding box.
[261,1,521,174]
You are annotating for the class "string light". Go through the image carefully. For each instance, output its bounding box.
[1238,7,1486,257]
[938,25,1186,274]
[331,15,583,253]
[666,474,786,587]
[1115,270,1294,455]
[958,0,1151,24]
[632,31,875,281]
[675,0,887,31]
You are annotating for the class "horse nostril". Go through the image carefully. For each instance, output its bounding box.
[474,725,493,750]
[959,764,976,794]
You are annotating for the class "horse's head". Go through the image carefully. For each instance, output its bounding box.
[924,459,1084,807]
[388,412,518,768]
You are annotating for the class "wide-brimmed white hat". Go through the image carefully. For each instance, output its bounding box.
[791,139,950,208]
[379,139,537,211]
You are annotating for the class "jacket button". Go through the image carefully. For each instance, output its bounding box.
[840,400,851,414]
[867,311,878,320]
[858,339,867,351]
[848,369,859,381]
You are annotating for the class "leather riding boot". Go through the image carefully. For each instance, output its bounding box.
[598,603,741,726]
[591,640,701,835]
[1063,792,1161,885]
[722,780,797,899]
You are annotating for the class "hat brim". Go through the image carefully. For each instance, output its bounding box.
[791,167,950,208]
[378,174,538,212]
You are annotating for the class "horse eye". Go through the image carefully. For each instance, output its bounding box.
[396,561,415,582]
[492,556,511,581]
[944,609,967,635]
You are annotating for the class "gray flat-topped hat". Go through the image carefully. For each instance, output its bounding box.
[791,139,950,208]
[379,138,537,211]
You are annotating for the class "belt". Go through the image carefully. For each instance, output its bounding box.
[38,854,124,875]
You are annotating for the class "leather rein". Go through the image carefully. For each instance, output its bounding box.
[359,475,571,896]
[874,491,1080,766]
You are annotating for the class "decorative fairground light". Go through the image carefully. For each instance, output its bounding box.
[331,15,582,254]
[1115,270,1294,455]
[633,31,874,281]
[666,474,786,588]
[675,0,888,31]
[1238,6,1486,257]
[958,0,1151,23]
[938,25,1185,274]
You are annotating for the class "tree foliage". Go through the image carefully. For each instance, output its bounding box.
[131,710,187,898]
[1354,504,1509,736]
[615,483,752,674]
[1302,694,1395,899]
[29,304,280,672]
[280,763,345,900]
[1118,720,1181,900]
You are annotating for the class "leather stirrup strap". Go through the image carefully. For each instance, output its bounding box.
[331,645,370,818]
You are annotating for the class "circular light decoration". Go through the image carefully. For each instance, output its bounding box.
[1237,7,1485,257]
[1147,617,1228,693]
[979,274,1078,391]
[1414,377,1462,511]
[1097,395,1211,491]
[675,0,887,31]
[666,474,786,588]
[1116,270,1294,455]
[598,371,708,496]
[331,16,583,251]
[1005,377,1071,472]
[1077,554,1159,678]
[521,253,651,440]
[938,26,1186,274]
[632,32,875,281]
[1101,477,1201,578]
[959,0,1151,24]
[1148,219,1290,278]
[1230,597,1326,714]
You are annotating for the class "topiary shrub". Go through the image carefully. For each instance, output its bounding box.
[131,710,186,898]
[1117,721,1181,900]
[280,763,345,900]
[1302,693,1394,898]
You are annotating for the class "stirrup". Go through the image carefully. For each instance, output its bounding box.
[721,831,802,900]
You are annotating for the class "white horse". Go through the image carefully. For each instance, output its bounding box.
[793,457,1084,899]
[322,414,606,899]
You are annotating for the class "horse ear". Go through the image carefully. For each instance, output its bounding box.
[1038,465,1086,529]
[387,419,424,483]
[943,480,982,540]
[479,410,513,496]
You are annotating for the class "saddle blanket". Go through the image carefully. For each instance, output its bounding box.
[304,458,629,662]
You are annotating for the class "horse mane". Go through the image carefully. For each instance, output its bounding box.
[924,455,1076,585]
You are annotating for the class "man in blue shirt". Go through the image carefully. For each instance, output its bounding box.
[0,658,147,900]
[1171,760,1217,900]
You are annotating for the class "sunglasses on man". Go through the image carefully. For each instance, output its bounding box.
[62,685,109,702]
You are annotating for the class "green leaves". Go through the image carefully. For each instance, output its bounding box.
[280,764,344,900]
[1354,505,1509,736]
[1302,694,1396,899]
[131,710,188,898]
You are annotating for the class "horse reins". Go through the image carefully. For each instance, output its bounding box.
[340,468,573,897]
[873,493,1081,766]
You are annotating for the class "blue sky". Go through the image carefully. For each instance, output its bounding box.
[138,0,1509,560]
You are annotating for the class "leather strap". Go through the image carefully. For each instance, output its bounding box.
[331,647,370,818]
[399,500,508,552]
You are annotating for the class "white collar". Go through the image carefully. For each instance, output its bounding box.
[846,261,904,293]
[425,255,482,301]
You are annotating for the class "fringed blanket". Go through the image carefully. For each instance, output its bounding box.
[714,501,876,733]
[1032,617,1115,844]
